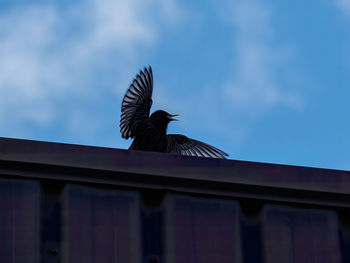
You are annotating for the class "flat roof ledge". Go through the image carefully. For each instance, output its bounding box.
[1,137,350,208]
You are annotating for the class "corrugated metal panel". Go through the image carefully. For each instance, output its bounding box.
[264,205,342,263]
[0,178,41,263]
[164,194,242,263]
[1,137,350,262]
[61,184,142,263]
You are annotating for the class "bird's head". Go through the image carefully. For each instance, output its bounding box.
[149,110,179,133]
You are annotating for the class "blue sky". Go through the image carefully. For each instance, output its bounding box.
[1,0,350,170]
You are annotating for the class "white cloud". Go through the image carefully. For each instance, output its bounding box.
[157,0,306,153]
[0,0,183,142]
[0,0,305,155]
[0,6,58,124]
[221,0,303,116]
[336,0,350,16]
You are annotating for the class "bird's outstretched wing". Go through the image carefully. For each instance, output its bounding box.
[167,134,228,159]
[120,66,153,139]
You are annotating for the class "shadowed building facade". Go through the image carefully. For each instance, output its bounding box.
[0,137,349,263]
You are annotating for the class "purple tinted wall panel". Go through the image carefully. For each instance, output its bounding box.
[0,178,41,263]
[264,205,342,263]
[61,184,142,263]
[1,138,350,263]
[164,194,242,263]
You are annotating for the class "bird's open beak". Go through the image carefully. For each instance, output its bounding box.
[170,114,179,121]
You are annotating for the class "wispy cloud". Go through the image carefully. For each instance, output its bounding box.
[0,0,183,143]
[160,0,306,153]
[336,0,350,16]
[0,0,305,155]
[222,0,303,116]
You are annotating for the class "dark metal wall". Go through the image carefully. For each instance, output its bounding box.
[0,178,40,263]
[0,137,349,263]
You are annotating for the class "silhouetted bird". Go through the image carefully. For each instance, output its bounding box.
[120,66,228,158]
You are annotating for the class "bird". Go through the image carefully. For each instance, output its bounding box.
[120,66,228,159]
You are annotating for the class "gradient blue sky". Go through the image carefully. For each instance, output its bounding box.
[1,0,350,170]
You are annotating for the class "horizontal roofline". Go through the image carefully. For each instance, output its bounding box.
[1,137,350,208]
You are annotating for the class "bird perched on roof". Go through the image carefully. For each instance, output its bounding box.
[120,66,228,158]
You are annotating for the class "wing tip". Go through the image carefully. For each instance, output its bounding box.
[142,65,152,76]
[219,150,229,158]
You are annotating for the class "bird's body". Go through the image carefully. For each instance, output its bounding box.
[128,114,168,152]
[120,67,228,158]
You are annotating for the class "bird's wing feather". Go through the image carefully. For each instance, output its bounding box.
[120,66,153,139]
[167,134,228,159]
